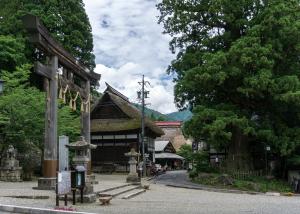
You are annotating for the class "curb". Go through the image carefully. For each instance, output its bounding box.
[165,183,263,195]
[0,204,96,214]
[163,183,298,197]
[145,176,155,181]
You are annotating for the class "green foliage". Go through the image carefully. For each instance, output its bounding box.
[158,0,300,159]
[0,75,81,171]
[134,104,168,121]
[193,151,216,173]
[189,169,198,179]
[58,101,81,143]
[166,110,192,121]
[0,0,95,70]
[232,177,292,193]
[0,87,45,152]
[0,35,26,71]
[0,61,44,151]
[19,142,41,180]
[184,105,254,149]
[178,145,216,176]
[1,64,32,90]
[38,0,95,70]
[177,144,193,162]
[0,0,93,175]
[194,174,292,193]
[287,154,300,167]
[133,104,192,122]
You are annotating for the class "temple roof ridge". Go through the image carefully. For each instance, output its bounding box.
[104,82,129,102]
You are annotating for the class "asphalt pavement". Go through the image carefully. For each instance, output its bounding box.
[154,170,205,188]
[2,173,300,214]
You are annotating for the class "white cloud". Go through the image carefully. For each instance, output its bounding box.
[94,63,177,113]
[83,0,177,113]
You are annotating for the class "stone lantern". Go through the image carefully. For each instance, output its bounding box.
[66,136,97,203]
[0,145,22,181]
[125,148,140,183]
[66,136,96,169]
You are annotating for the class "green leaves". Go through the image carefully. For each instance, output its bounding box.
[0,87,45,150]
[177,144,192,162]
[184,105,254,149]
[0,0,95,71]
[1,64,32,91]
[58,101,81,143]
[159,0,300,160]
[0,35,26,71]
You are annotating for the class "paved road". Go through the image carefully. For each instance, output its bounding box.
[1,173,300,214]
[154,170,205,188]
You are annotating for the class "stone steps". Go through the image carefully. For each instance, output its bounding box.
[121,189,146,199]
[96,183,131,194]
[99,185,140,197]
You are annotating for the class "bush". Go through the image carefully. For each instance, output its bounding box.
[189,169,198,179]
[18,144,41,180]
[193,151,217,173]
[177,144,193,162]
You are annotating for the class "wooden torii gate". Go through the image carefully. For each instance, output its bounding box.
[22,14,101,189]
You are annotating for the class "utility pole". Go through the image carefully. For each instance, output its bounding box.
[137,75,150,177]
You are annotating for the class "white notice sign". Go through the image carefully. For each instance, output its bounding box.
[57,171,71,195]
[58,173,62,182]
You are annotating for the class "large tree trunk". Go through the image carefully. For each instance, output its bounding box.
[225,128,253,170]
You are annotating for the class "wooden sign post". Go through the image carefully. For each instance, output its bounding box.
[22,15,100,190]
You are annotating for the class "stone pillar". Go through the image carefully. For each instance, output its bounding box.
[36,56,58,190]
[59,136,69,171]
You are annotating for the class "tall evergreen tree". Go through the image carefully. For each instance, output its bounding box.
[158,0,300,171]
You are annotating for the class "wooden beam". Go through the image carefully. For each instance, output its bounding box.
[35,62,52,79]
[59,78,88,99]
[22,14,101,84]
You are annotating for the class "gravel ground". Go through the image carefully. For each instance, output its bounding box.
[0,174,300,214]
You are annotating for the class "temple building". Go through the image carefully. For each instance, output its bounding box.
[90,83,164,172]
[155,121,192,151]
[155,140,184,170]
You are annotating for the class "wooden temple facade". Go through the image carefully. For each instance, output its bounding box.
[90,83,164,172]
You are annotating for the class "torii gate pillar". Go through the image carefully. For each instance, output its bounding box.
[36,56,58,190]
[81,80,92,174]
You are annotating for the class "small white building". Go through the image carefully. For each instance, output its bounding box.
[154,140,184,170]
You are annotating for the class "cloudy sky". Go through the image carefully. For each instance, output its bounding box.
[83,0,177,114]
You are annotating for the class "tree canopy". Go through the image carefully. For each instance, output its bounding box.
[0,0,93,172]
[158,0,300,165]
[0,0,95,70]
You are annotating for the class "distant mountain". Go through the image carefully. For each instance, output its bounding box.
[133,104,168,121]
[133,103,192,122]
[166,110,193,121]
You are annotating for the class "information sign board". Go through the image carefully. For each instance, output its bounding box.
[58,171,71,195]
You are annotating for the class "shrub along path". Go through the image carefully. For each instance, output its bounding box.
[154,170,292,195]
